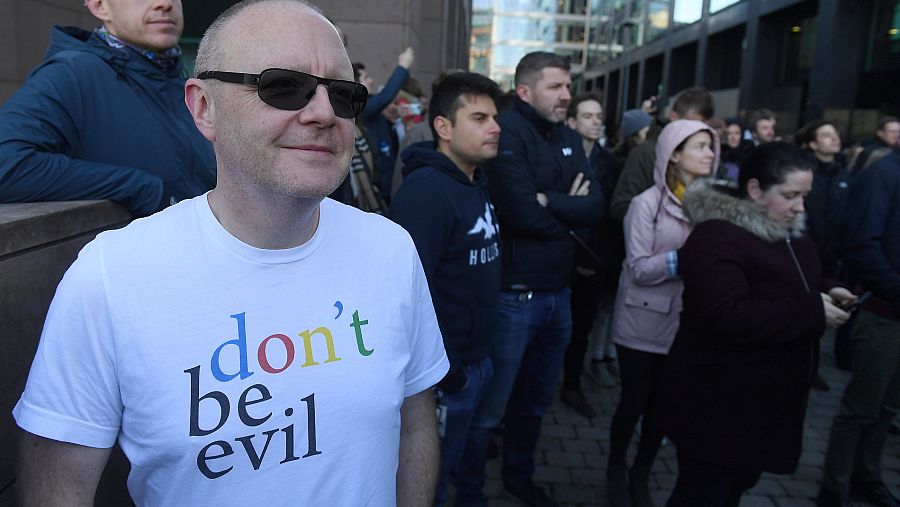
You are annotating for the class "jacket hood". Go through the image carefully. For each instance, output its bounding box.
[45,26,181,80]
[682,178,806,242]
[400,141,484,186]
[653,119,721,189]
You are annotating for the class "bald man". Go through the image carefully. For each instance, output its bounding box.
[0,0,215,216]
[13,1,448,505]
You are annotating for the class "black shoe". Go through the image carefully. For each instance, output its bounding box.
[813,373,831,391]
[503,481,559,507]
[850,482,900,507]
[561,389,597,418]
[817,488,855,507]
[607,464,632,507]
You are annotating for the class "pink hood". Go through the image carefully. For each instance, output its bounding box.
[653,119,721,190]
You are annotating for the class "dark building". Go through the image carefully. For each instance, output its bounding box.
[577,0,900,142]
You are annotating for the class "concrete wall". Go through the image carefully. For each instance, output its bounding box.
[0,201,131,506]
[0,0,96,104]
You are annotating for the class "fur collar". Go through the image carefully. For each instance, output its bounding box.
[682,179,806,242]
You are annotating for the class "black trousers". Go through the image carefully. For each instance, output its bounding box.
[608,345,666,471]
[562,270,604,391]
[666,449,761,507]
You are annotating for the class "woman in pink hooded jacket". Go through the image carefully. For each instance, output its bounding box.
[606,119,720,507]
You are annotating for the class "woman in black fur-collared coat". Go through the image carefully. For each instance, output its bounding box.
[660,143,855,507]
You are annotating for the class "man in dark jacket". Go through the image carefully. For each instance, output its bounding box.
[0,0,215,217]
[454,52,603,507]
[560,93,622,416]
[851,116,899,173]
[818,150,900,507]
[354,47,414,201]
[796,120,851,278]
[390,72,503,507]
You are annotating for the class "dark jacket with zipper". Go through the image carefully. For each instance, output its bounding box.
[660,180,840,474]
[390,142,501,390]
[0,26,215,216]
[843,150,900,317]
[805,153,851,278]
[484,98,603,291]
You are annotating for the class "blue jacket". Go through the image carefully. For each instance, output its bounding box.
[0,27,216,216]
[360,66,408,199]
[484,98,603,290]
[390,142,501,388]
[843,149,900,311]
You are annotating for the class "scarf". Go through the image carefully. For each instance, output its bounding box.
[95,26,181,71]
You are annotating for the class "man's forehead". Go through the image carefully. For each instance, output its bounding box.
[457,94,496,114]
[537,67,571,84]
[578,100,602,114]
[218,4,351,78]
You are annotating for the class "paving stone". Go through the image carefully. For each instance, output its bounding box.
[552,483,600,504]
[561,438,602,453]
[542,424,577,439]
[739,495,778,507]
[748,478,787,496]
[545,450,585,468]
[534,465,573,484]
[780,479,820,499]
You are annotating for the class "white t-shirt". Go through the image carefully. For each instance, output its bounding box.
[14,195,448,506]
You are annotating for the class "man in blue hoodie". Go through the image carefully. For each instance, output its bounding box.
[455,52,603,507]
[0,0,215,217]
[390,72,503,507]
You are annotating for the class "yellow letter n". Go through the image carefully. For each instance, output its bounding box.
[298,327,342,367]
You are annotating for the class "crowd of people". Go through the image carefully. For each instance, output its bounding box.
[2,1,899,507]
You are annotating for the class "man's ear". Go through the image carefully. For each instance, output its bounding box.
[746,178,763,201]
[185,79,216,142]
[433,115,452,143]
[566,117,576,130]
[515,83,530,103]
[85,0,112,25]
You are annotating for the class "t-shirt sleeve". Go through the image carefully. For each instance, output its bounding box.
[401,243,449,397]
[13,239,122,448]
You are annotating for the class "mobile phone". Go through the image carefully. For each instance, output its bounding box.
[843,290,872,312]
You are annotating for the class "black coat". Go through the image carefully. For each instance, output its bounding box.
[805,154,851,278]
[660,181,838,474]
[484,98,602,291]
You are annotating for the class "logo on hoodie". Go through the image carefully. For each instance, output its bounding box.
[467,203,500,267]
[467,203,499,240]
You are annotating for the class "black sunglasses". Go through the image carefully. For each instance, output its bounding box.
[197,68,368,119]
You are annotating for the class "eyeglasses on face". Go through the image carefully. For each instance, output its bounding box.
[197,68,368,119]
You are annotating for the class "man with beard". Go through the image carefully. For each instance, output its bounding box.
[454,52,603,507]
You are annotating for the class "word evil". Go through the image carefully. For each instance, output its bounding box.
[184,309,373,479]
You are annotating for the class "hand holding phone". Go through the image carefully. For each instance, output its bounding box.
[842,290,872,312]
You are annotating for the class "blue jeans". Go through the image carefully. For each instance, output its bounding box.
[455,288,572,505]
[433,356,493,507]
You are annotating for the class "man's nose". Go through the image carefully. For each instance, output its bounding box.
[298,85,337,124]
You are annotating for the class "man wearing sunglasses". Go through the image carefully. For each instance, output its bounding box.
[13,1,448,506]
[0,0,215,217]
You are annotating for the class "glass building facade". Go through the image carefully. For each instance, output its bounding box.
[469,0,603,88]
[565,0,899,143]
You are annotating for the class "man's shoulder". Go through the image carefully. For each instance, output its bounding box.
[90,197,198,253]
[324,198,416,245]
